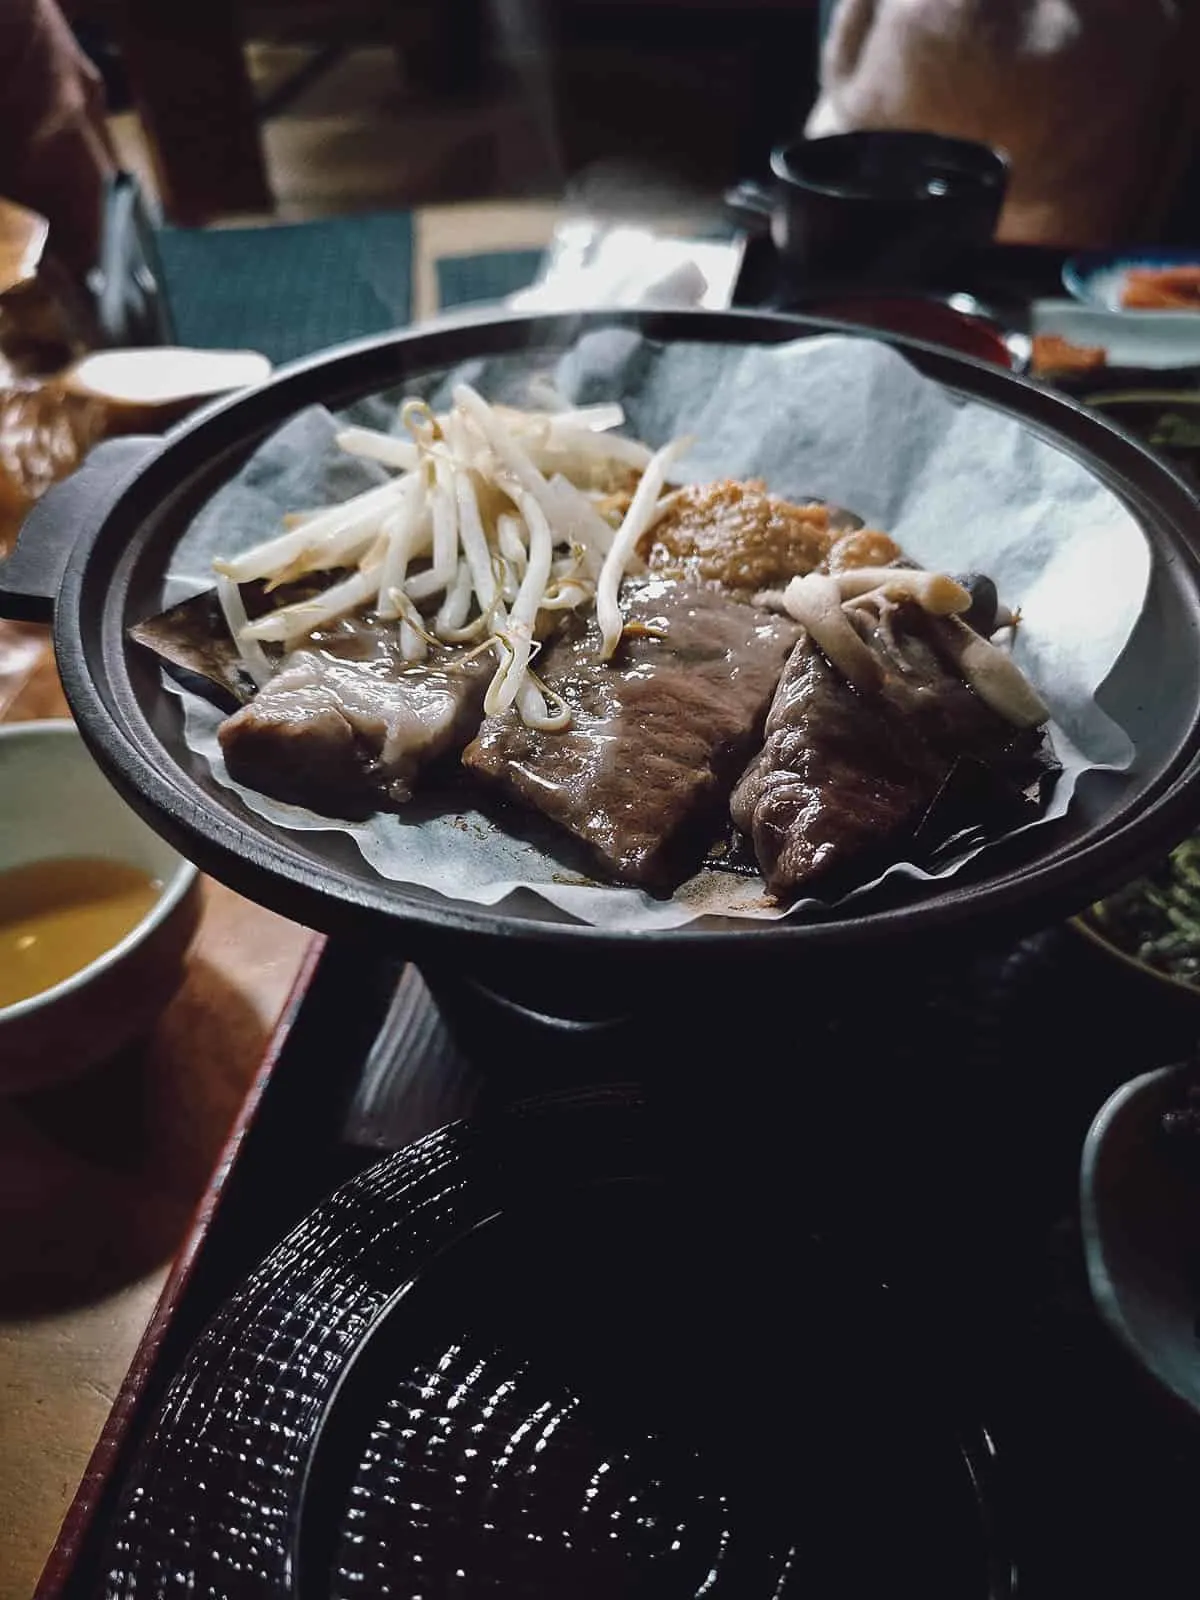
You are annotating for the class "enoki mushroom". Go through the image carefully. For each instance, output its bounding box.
[780,565,1048,728]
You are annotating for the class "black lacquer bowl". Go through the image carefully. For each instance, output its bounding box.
[102,1087,1010,1599]
[5,308,1200,1013]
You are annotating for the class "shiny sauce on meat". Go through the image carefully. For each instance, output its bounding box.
[0,856,161,1007]
[643,481,834,591]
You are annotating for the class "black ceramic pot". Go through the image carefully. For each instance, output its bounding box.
[3,308,1200,1017]
[728,131,1009,292]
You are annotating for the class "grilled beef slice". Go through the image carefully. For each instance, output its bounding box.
[129,571,355,713]
[463,578,799,888]
[218,617,488,819]
[730,599,1048,902]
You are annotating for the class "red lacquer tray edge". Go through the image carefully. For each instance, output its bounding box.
[33,933,327,1600]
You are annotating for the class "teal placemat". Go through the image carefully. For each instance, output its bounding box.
[436,249,543,312]
[155,212,414,366]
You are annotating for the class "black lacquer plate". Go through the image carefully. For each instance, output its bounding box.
[103,1086,1005,1599]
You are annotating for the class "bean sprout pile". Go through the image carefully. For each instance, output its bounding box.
[211,385,691,731]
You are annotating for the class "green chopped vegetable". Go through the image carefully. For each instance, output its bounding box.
[1089,837,1200,985]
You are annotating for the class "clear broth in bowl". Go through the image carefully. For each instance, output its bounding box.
[0,856,162,1007]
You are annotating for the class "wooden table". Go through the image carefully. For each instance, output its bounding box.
[0,624,315,1600]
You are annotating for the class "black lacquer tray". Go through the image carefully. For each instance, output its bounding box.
[36,921,1200,1600]
[103,1085,1004,1599]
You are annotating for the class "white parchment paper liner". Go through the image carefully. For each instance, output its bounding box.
[163,333,1150,930]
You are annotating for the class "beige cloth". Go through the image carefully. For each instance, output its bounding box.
[808,0,1192,247]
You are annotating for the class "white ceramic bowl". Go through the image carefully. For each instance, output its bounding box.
[0,720,201,1091]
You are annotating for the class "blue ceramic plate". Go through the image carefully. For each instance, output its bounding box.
[1063,248,1200,312]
